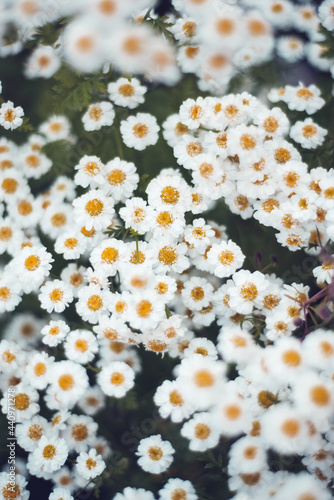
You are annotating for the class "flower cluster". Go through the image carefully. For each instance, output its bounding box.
[0,1,334,499]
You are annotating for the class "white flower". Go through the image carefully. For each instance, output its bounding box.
[102,157,139,201]
[181,412,220,452]
[11,245,53,293]
[119,197,155,234]
[49,488,74,500]
[72,189,115,231]
[284,83,325,114]
[25,351,54,390]
[41,320,70,347]
[39,115,71,142]
[207,240,245,278]
[97,361,135,398]
[82,102,115,131]
[113,487,155,500]
[76,448,105,480]
[158,478,198,500]
[0,472,29,500]
[120,113,160,151]
[76,284,112,324]
[0,101,24,130]
[39,280,74,313]
[48,361,89,409]
[154,380,194,423]
[25,45,61,79]
[108,77,146,109]
[227,270,269,314]
[64,330,99,364]
[136,435,175,474]
[74,155,105,188]
[31,436,68,473]
[289,118,327,149]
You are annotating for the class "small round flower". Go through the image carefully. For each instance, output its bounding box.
[12,245,54,292]
[25,351,54,390]
[152,240,189,274]
[97,361,135,398]
[90,238,130,276]
[1,383,39,423]
[76,284,112,324]
[82,102,115,131]
[181,277,214,312]
[181,412,220,452]
[54,231,87,260]
[0,472,29,500]
[72,189,115,231]
[136,435,175,474]
[154,379,194,423]
[48,360,89,409]
[207,240,245,278]
[179,97,208,130]
[102,157,139,201]
[74,155,105,188]
[76,448,106,481]
[25,45,61,79]
[31,436,68,473]
[64,330,99,364]
[119,197,155,234]
[158,478,198,500]
[41,320,70,347]
[183,218,214,251]
[120,113,160,151]
[284,83,325,115]
[49,488,74,500]
[16,415,51,452]
[39,280,74,313]
[227,270,269,314]
[39,115,71,142]
[108,77,147,109]
[289,118,327,149]
[0,101,24,130]
[113,487,155,500]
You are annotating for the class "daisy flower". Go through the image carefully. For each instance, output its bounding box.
[0,101,24,130]
[1,383,39,423]
[31,436,68,473]
[82,102,115,132]
[289,118,327,149]
[76,284,112,324]
[184,338,218,361]
[113,487,155,500]
[74,155,105,188]
[63,414,98,453]
[64,330,99,365]
[62,20,104,73]
[228,436,267,475]
[158,478,198,500]
[54,231,87,260]
[77,385,105,416]
[146,172,191,211]
[72,189,115,231]
[136,435,175,474]
[120,113,160,151]
[227,270,269,314]
[16,415,51,452]
[41,320,70,347]
[39,280,74,313]
[0,277,22,313]
[275,472,332,500]
[183,218,214,251]
[181,277,214,312]
[97,361,135,398]
[90,238,130,276]
[39,115,71,142]
[284,82,325,115]
[154,379,194,423]
[102,157,139,201]
[25,45,60,79]
[292,371,334,420]
[151,239,189,275]
[76,448,105,481]
[25,351,54,390]
[119,197,155,234]
[176,356,226,411]
[49,488,74,500]
[179,96,208,130]
[207,240,245,278]
[12,245,53,293]
[128,292,165,331]
[0,472,29,500]
[48,361,89,409]
[181,412,220,452]
[108,77,146,109]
